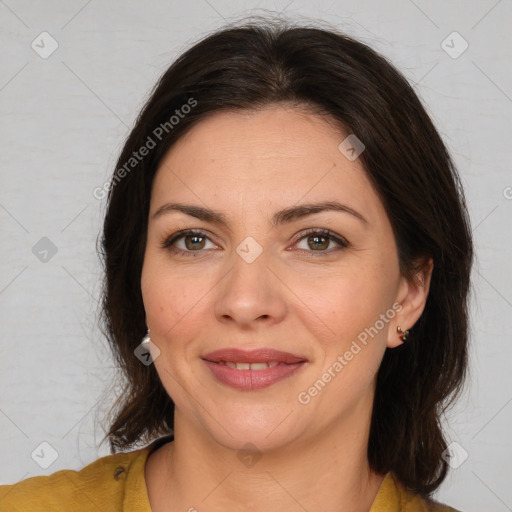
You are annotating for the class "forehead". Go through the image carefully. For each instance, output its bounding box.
[151,105,385,224]
[161,105,350,169]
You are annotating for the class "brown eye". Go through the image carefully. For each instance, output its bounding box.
[183,233,206,250]
[162,229,217,257]
[307,234,330,251]
[294,229,348,255]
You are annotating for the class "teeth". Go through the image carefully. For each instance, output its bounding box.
[249,363,268,370]
[218,360,281,370]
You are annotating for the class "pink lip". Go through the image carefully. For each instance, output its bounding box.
[202,348,306,364]
[202,360,306,390]
[201,348,307,391]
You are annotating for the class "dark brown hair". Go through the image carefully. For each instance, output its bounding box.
[98,17,473,498]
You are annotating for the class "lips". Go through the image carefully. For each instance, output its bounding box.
[201,348,307,391]
[202,348,306,365]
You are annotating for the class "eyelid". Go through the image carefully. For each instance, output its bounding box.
[161,227,349,256]
[293,228,348,247]
[161,228,218,250]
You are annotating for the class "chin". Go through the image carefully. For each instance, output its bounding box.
[213,428,296,455]
[202,407,303,453]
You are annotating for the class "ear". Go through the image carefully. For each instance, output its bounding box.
[387,257,434,348]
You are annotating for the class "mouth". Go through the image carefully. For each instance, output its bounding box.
[208,360,285,370]
[201,348,307,390]
[202,348,307,365]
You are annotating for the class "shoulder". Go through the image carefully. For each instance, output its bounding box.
[371,472,462,512]
[0,446,149,512]
[401,489,461,512]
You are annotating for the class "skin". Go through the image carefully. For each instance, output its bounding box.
[141,104,433,512]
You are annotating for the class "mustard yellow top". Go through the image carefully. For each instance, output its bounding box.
[0,435,460,512]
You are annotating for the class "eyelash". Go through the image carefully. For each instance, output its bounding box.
[161,228,349,258]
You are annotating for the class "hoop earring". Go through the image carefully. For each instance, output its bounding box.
[142,328,151,344]
[397,326,409,342]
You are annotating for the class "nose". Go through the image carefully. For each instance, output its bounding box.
[214,249,287,329]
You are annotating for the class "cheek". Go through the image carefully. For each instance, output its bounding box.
[292,258,397,382]
[298,263,396,336]
[140,259,210,405]
[301,280,391,407]
[140,257,208,346]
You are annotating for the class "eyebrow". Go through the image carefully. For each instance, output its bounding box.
[152,200,368,228]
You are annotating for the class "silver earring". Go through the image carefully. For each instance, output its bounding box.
[142,328,151,344]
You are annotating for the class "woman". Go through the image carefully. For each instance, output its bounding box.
[0,18,472,512]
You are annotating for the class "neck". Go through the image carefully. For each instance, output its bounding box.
[147,393,386,512]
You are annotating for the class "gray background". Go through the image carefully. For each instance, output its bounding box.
[0,1,511,510]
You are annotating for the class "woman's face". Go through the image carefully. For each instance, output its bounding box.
[141,104,424,451]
